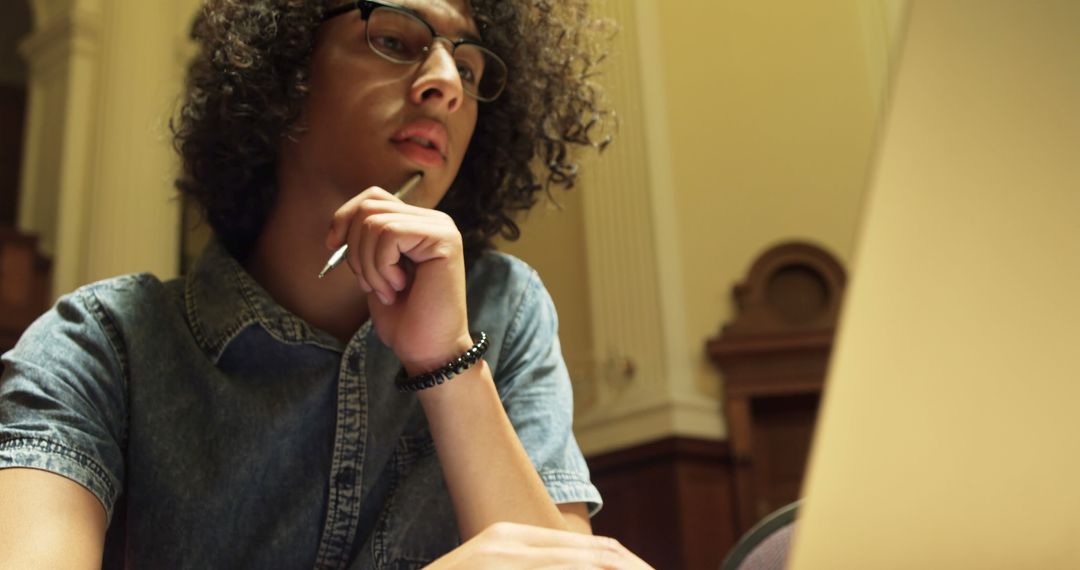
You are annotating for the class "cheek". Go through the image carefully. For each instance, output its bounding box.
[303,45,384,140]
[303,79,392,158]
[454,109,480,158]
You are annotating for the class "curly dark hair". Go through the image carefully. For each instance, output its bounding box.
[173,0,613,264]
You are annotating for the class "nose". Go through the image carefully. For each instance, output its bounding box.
[409,40,465,114]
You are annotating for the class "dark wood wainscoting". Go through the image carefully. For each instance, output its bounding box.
[587,437,737,570]
[0,84,27,226]
[0,226,51,372]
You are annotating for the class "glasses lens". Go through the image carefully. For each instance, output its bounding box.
[456,44,507,102]
[365,6,508,102]
[367,8,431,63]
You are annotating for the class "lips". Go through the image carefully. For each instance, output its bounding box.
[391,119,448,168]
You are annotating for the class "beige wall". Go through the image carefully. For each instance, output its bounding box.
[17,0,185,296]
[658,0,881,398]
[792,1,1080,565]
[504,0,898,452]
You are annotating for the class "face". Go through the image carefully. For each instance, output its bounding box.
[282,0,481,209]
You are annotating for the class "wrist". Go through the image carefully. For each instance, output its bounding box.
[415,358,492,406]
[400,332,480,377]
[396,332,489,393]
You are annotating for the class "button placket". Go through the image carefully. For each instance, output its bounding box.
[313,329,371,570]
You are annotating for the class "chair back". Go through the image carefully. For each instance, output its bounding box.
[720,500,799,570]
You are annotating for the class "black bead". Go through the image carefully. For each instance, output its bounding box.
[395,331,489,393]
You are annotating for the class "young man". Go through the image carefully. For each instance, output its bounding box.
[0,0,651,568]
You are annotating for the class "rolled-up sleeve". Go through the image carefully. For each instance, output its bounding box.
[0,288,127,522]
[494,270,603,516]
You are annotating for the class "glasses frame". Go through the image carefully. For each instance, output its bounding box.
[322,0,507,102]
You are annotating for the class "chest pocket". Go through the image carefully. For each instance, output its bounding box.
[371,426,460,569]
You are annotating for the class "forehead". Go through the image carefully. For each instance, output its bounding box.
[395,0,479,40]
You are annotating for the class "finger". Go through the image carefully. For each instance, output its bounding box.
[520,546,620,568]
[355,269,373,295]
[360,213,398,305]
[342,210,373,293]
[481,523,647,567]
[325,191,444,257]
[325,186,397,250]
[341,211,443,296]
[372,220,411,294]
[498,545,639,570]
[372,217,454,292]
[481,522,617,550]
[589,539,648,570]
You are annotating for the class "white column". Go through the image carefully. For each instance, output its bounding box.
[80,0,180,287]
[19,0,104,295]
[19,0,182,298]
[573,0,723,455]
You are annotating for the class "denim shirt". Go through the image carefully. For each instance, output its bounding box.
[0,240,601,569]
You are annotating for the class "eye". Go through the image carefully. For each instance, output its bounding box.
[456,61,478,86]
[455,50,486,87]
[371,33,412,58]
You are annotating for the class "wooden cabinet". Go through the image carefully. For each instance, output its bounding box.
[707,242,846,533]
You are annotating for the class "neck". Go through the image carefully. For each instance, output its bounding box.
[245,169,370,344]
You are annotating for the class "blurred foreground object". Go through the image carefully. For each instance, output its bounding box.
[792,1,1080,567]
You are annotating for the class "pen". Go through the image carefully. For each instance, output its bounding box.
[318,171,424,279]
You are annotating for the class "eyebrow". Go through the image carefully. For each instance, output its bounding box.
[399,1,483,44]
[454,28,482,44]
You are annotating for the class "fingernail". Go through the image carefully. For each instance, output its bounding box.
[376,291,392,305]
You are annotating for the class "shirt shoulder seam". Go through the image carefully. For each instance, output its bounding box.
[78,284,134,446]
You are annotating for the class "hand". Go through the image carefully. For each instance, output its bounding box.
[424,522,655,570]
[326,185,471,371]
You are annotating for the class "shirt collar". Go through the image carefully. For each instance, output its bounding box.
[184,239,346,363]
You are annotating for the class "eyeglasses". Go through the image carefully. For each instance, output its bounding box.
[322,0,508,102]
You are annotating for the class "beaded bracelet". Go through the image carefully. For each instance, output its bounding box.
[395,331,489,393]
